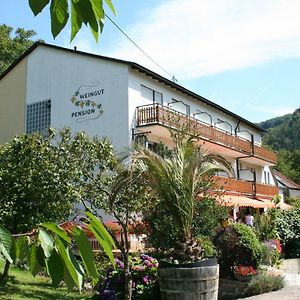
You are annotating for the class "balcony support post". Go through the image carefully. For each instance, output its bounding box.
[236,158,240,179]
[252,169,257,197]
[251,134,254,156]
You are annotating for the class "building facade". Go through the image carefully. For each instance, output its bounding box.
[0,42,278,210]
[273,170,300,201]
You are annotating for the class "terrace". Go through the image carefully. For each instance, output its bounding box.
[136,103,277,165]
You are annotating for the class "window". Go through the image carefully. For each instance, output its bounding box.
[26,99,51,136]
[264,171,270,184]
[168,99,190,115]
[141,85,163,104]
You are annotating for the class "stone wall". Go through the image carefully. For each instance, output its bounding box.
[218,278,248,300]
[280,258,300,274]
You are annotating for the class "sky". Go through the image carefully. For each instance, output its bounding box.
[1,0,300,123]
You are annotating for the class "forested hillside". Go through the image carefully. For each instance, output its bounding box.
[260,108,300,150]
[259,108,300,184]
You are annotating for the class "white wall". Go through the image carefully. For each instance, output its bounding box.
[26,46,130,151]
[290,189,300,199]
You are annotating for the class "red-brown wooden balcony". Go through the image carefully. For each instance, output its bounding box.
[136,104,277,165]
[213,176,278,199]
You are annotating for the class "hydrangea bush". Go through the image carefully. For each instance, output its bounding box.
[261,239,282,267]
[99,254,159,300]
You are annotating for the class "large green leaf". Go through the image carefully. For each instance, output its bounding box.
[29,0,50,16]
[50,0,69,38]
[73,0,99,41]
[71,0,83,42]
[36,245,47,268]
[73,0,94,25]
[90,0,104,20]
[0,224,16,264]
[38,227,54,258]
[63,265,76,291]
[88,15,99,42]
[104,0,116,15]
[41,222,71,243]
[55,236,84,292]
[15,236,30,262]
[28,244,43,276]
[86,212,115,266]
[72,226,98,285]
[45,249,64,288]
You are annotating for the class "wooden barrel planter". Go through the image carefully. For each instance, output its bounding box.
[158,258,219,300]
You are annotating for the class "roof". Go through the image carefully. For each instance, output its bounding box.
[273,169,300,190]
[219,194,275,208]
[0,42,265,132]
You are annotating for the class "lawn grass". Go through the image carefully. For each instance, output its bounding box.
[0,261,93,300]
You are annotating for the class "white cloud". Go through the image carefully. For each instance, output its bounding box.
[105,0,300,80]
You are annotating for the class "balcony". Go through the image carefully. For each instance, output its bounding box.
[136,104,277,165]
[214,176,278,199]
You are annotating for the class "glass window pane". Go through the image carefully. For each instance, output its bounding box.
[141,85,154,101]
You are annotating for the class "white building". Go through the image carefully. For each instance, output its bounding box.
[0,42,279,210]
[273,170,300,201]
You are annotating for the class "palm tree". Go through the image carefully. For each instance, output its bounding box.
[132,138,233,262]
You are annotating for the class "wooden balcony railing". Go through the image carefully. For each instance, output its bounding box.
[136,104,277,164]
[253,145,277,165]
[214,176,252,195]
[256,183,279,197]
[213,176,278,198]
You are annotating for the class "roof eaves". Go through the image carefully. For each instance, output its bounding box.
[1,42,265,133]
[130,63,266,132]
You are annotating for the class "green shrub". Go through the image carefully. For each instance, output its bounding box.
[197,235,217,258]
[254,210,278,241]
[276,208,300,258]
[284,239,300,258]
[144,197,228,252]
[214,224,262,276]
[246,274,284,296]
[261,243,281,267]
[96,254,159,300]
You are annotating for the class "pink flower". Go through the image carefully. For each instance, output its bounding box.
[143,275,150,284]
[144,260,154,268]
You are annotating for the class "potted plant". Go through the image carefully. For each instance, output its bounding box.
[132,137,232,299]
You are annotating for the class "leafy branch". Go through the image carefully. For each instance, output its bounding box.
[0,213,116,290]
[28,0,116,42]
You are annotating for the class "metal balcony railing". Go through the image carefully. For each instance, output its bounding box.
[136,104,277,164]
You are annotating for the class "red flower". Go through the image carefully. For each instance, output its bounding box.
[234,266,256,276]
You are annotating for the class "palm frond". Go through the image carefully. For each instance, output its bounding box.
[132,140,233,241]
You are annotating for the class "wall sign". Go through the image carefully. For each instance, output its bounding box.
[70,81,104,123]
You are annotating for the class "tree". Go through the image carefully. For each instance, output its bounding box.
[0,132,75,234]
[28,0,116,42]
[0,128,118,285]
[0,25,38,74]
[0,127,119,234]
[87,166,155,300]
[132,138,233,262]
[276,150,300,184]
